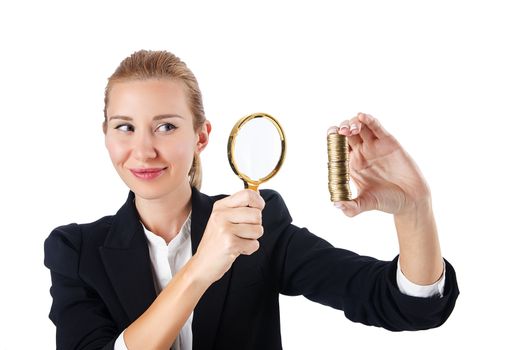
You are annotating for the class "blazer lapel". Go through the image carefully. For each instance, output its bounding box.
[99,188,232,349]
[191,188,233,350]
[99,191,157,323]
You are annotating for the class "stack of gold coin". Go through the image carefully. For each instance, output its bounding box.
[327,133,353,202]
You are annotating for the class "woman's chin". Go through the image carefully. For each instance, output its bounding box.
[126,179,190,201]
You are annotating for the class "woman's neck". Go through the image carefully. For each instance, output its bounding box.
[134,185,192,244]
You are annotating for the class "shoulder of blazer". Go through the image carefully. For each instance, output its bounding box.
[44,191,135,271]
[43,215,114,278]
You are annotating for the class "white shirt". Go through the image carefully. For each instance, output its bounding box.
[115,211,193,350]
[115,213,445,349]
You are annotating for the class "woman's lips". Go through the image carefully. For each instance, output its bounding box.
[129,167,167,180]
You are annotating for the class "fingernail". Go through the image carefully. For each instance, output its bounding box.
[327,127,338,135]
[350,124,359,134]
[334,202,344,209]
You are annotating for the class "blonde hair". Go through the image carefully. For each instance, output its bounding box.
[103,50,206,189]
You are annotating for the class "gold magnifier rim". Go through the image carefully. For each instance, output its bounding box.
[227,112,286,189]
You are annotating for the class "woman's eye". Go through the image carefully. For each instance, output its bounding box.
[115,124,134,132]
[156,123,177,132]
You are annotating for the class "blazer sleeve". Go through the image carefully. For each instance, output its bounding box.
[44,224,119,350]
[260,190,459,331]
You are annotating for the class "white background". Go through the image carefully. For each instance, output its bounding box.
[1,1,527,348]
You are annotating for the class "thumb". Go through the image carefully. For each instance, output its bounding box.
[334,193,377,217]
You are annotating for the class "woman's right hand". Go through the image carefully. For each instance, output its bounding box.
[189,189,266,286]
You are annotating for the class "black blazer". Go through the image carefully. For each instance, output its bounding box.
[44,188,459,350]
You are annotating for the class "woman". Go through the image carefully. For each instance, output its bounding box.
[44,50,459,350]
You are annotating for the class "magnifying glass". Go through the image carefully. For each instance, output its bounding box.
[227,113,286,191]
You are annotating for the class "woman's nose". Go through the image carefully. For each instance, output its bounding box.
[132,132,157,161]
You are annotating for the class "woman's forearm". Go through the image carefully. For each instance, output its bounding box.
[123,258,210,350]
[394,198,444,285]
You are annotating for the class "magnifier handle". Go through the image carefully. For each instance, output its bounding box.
[244,182,259,191]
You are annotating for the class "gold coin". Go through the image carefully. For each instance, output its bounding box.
[327,161,348,168]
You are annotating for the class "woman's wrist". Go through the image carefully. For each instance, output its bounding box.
[394,191,432,218]
[394,196,443,285]
[184,255,215,290]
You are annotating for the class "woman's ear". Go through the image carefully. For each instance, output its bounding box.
[196,120,212,153]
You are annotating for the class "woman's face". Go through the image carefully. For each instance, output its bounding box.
[104,79,210,200]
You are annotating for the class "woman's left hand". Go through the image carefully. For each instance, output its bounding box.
[330,113,431,217]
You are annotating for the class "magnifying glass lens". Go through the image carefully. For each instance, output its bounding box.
[228,113,286,190]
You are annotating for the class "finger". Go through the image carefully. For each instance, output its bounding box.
[218,189,266,210]
[358,113,390,139]
[334,200,361,217]
[339,117,362,149]
[231,223,264,240]
[338,118,361,136]
[327,126,338,135]
[225,207,262,225]
[238,239,260,256]
[347,134,362,151]
[334,194,377,217]
[357,119,376,143]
